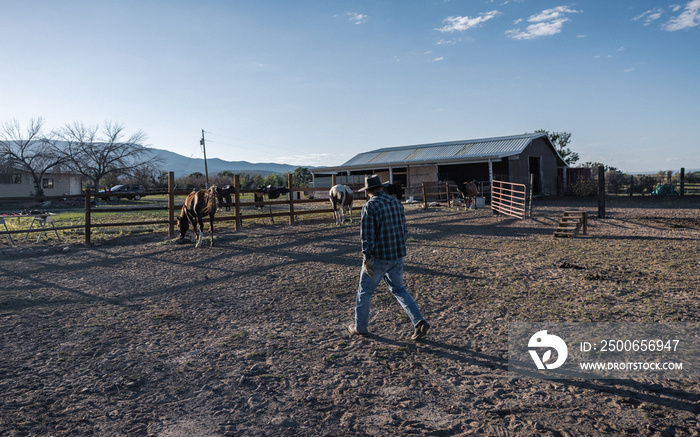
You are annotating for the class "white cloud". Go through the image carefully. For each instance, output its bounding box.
[431,57,445,62]
[528,6,579,22]
[506,6,580,40]
[347,12,368,25]
[436,11,500,32]
[664,0,700,30]
[632,8,664,26]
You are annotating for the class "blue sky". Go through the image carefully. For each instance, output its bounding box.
[1,1,698,173]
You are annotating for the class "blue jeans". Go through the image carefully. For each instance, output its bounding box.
[354,258,424,333]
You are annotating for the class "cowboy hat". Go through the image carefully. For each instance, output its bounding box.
[359,175,390,192]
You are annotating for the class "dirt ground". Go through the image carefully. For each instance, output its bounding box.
[1,196,699,436]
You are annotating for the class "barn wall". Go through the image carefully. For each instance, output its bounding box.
[408,165,437,187]
[508,138,561,195]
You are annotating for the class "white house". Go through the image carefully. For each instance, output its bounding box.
[0,167,83,197]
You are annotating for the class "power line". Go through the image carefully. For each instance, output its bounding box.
[203,130,300,155]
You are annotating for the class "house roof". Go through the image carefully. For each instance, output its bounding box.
[312,133,567,173]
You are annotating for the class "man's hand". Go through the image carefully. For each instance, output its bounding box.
[363,259,374,277]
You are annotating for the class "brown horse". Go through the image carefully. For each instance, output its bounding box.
[458,181,478,210]
[178,186,222,247]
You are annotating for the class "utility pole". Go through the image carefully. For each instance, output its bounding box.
[200,129,209,188]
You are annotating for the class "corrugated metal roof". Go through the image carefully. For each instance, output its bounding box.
[334,133,546,170]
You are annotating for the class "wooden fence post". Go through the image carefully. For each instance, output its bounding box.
[84,189,92,246]
[422,183,428,209]
[629,175,634,197]
[234,174,241,231]
[288,173,295,225]
[168,172,175,237]
[680,167,685,197]
[445,182,451,207]
[597,165,606,219]
[332,175,337,187]
[528,173,534,217]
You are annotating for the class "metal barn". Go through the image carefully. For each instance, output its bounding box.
[311,133,568,196]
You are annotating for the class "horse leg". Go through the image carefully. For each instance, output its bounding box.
[209,214,215,246]
[194,215,205,248]
[339,191,347,225]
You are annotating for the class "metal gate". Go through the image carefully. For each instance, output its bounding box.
[491,180,527,219]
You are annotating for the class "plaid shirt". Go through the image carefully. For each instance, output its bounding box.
[360,191,407,261]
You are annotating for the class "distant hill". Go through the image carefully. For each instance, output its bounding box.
[149,148,297,178]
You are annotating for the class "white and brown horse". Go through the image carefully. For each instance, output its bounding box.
[329,184,354,225]
[178,186,223,247]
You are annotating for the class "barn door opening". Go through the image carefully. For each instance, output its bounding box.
[529,156,542,195]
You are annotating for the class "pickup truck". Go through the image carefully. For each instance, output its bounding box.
[98,185,145,200]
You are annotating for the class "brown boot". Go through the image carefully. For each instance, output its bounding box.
[348,325,368,336]
[411,320,430,341]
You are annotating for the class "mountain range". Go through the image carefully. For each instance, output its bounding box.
[149,148,298,178]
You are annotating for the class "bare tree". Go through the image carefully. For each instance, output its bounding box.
[129,163,162,189]
[56,121,159,193]
[0,117,68,197]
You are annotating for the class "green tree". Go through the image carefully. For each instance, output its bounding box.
[212,170,235,187]
[292,167,312,187]
[536,130,579,166]
[183,172,206,189]
[263,173,284,187]
[217,170,235,179]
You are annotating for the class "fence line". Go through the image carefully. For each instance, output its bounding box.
[559,167,699,197]
[0,173,349,246]
[491,180,527,219]
[2,172,503,245]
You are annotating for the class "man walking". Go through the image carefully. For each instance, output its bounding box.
[348,175,430,341]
